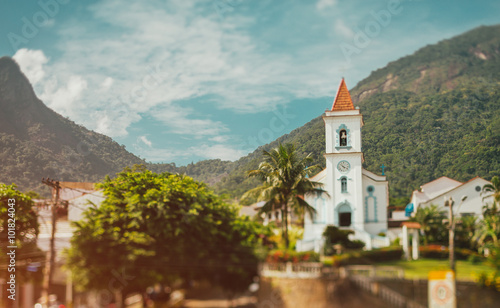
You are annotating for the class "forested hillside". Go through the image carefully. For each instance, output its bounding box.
[0,57,145,193]
[211,25,500,205]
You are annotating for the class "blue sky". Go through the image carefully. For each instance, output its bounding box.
[1,0,499,165]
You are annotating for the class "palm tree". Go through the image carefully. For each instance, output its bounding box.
[482,176,500,216]
[473,215,500,253]
[483,176,500,202]
[410,204,446,246]
[243,143,327,248]
[474,177,500,253]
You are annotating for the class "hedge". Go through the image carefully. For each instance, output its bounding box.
[266,250,320,263]
[326,247,403,267]
[419,245,483,261]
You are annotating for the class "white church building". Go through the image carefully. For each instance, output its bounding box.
[297,79,389,252]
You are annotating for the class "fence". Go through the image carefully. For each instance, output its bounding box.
[349,275,425,308]
[261,262,323,278]
[340,265,405,279]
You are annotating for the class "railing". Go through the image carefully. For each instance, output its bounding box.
[345,268,425,308]
[341,265,405,279]
[350,275,425,308]
[261,262,425,307]
[261,262,323,278]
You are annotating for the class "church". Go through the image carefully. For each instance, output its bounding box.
[297,79,390,252]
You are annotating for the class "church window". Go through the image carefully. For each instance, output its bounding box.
[475,186,481,192]
[339,129,347,146]
[341,177,347,193]
[367,186,374,193]
[335,124,351,149]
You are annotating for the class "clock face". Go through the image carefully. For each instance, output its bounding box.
[337,160,350,173]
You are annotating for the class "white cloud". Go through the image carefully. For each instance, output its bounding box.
[316,0,337,10]
[12,48,48,85]
[334,19,354,38]
[152,105,229,137]
[19,0,343,139]
[39,75,88,117]
[100,77,113,90]
[139,136,152,147]
[189,144,245,161]
[209,135,230,143]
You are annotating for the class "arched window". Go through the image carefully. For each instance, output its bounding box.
[339,129,347,146]
[341,177,347,193]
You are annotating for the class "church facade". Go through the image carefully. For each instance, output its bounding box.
[297,79,389,252]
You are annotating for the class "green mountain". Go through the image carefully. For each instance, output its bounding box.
[1,24,499,204]
[212,25,500,205]
[0,57,145,193]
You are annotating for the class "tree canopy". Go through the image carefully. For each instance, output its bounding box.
[65,166,268,301]
[0,183,38,247]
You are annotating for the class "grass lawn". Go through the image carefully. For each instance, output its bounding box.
[379,259,495,281]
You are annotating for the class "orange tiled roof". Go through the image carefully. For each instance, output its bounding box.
[402,222,421,229]
[331,78,355,111]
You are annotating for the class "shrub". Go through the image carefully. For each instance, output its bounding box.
[419,245,481,260]
[328,247,403,267]
[266,249,320,263]
[323,226,366,255]
[476,272,500,292]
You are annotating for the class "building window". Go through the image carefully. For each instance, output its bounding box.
[275,211,280,220]
[475,186,481,192]
[268,213,272,220]
[339,129,347,146]
[341,177,347,193]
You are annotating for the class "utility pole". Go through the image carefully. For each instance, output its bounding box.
[445,196,456,272]
[445,195,468,273]
[41,178,61,307]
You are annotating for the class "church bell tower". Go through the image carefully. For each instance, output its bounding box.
[323,79,365,230]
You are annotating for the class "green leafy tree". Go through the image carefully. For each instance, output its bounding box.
[0,184,38,247]
[243,143,327,248]
[0,184,43,300]
[410,205,447,246]
[66,166,268,305]
[455,215,477,250]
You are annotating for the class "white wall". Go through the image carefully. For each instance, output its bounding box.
[419,178,493,218]
[68,191,105,222]
[362,175,389,235]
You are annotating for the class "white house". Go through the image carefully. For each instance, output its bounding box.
[68,190,105,222]
[406,176,494,218]
[297,79,389,252]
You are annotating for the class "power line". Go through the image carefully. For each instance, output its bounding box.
[40,177,61,306]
